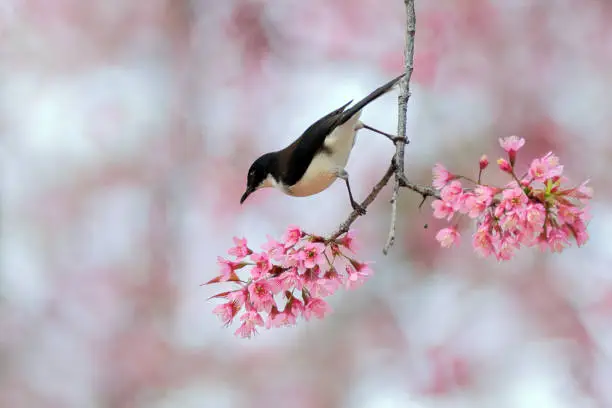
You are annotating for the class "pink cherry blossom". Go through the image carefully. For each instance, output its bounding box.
[472,227,494,257]
[432,199,455,220]
[436,227,460,248]
[261,235,286,261]
[305,277,338,298]
[433,138,591,259]
[302,242,327,269]
[499,135,525,153]
[344,262,373,290]
[284,294,304,319]
[227,236,251,258]
[543,151,561,167]
[249,252,271,279]
[499,136,525,165]
[527,152,563,182]
[227,289,247,308]
[265,306,281,329]
[302,267,342,297]
[273,268,303,292]
[216,257,242,281]
[495,240,515,261]
[544,228,571,253]
[212,302,239,326]
[440,180,463,207]
[209,229,367,337]
[566,180,593,202]
[338,229,359,252]
[432,163,455,189]
[524,203,546,234]
[463,186,495,218]
[274,312,298,327]
[572,222,589,247]
[248,280,277,313]
[287,249,308,272]
[556,204,581,224]
[499,186,529,211]
[234,311,264,338]
[499,211,521,230]
[303,297,331,321]
[282,225,303,248]
[300,267,325,297]
[320,268,343,294]
[267,307,297,328]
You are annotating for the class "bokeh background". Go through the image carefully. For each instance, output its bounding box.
[2,0,612,407]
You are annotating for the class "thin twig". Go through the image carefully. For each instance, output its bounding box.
[398,175,440,201]
[383,0,416,254]
[383,187,399,254]
[328,163,395,241]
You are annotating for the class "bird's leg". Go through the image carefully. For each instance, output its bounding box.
[337,169,366,215]
[357,121,409,144]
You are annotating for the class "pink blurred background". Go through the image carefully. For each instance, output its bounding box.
[2,0,612,407]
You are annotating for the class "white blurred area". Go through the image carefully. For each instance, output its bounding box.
[2,0,612,407]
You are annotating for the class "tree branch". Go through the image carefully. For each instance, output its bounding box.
[326,0,439,249]
[399,175,441,201]
[328,163,395,241]
[383,0,416,254]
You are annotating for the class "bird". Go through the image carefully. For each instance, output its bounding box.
[239,73,405,215]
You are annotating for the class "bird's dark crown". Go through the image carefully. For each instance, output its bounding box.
[239,151,283,204]
[246,152,278,189]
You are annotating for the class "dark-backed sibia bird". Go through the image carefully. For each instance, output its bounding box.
[240,73,405,214]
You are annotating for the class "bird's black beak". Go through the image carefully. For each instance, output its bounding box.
[240,186,254,204]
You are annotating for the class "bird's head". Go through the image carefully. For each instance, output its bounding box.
[240,152,277,204]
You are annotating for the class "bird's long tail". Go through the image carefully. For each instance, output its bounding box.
[339,73,405,125]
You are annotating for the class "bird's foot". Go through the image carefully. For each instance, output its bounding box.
[351,201,367,216]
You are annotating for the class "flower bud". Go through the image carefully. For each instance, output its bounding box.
[497,158,513,173]
[479,155,489,170]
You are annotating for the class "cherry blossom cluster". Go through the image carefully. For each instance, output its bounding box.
[432,136,593,260]
[206,227,372,338]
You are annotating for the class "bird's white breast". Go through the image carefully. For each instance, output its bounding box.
[285,113,361,197]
